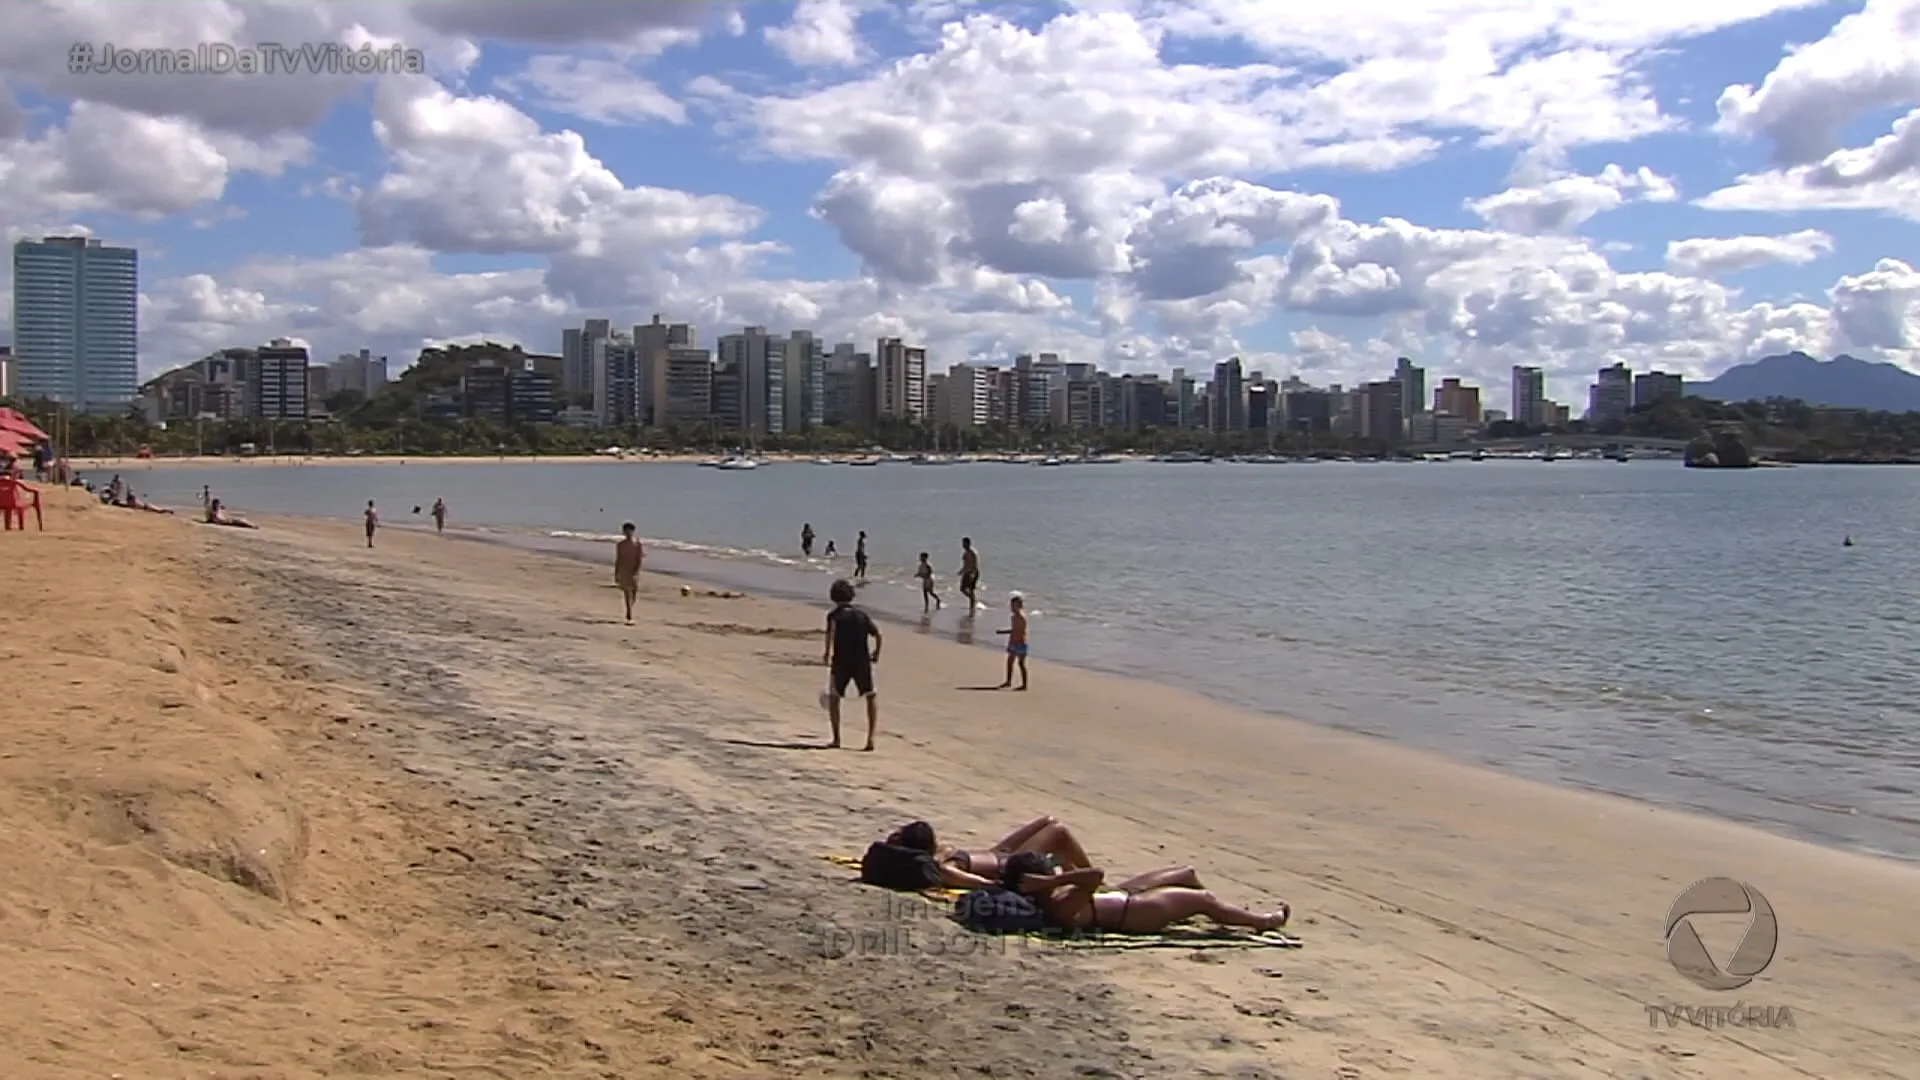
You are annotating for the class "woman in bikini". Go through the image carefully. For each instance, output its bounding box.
[1000,851,1289,934]
[885,817,1091,890]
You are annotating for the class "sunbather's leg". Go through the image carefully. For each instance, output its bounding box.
[1111,888,1287,933]
[988,817,1057,852]
[1114,866,1202,892]
[1019,823,1091,870]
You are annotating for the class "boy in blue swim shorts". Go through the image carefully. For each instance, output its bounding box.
[995,592,1029,690]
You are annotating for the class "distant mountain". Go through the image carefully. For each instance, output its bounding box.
[1695,352,1920,412]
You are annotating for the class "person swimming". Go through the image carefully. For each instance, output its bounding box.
[1000,851,1289,934]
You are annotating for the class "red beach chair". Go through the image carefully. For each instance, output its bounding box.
[0,475,44,531]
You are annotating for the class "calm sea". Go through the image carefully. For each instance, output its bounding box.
[121,458,1920,860]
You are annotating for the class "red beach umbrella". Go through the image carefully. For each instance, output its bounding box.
[0,407,48,442]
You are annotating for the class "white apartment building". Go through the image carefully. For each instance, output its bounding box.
[937,362,994,428]
[876,337,927,421]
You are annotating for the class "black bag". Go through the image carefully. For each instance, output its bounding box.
[952,887,1049,934]
[859,841,940,890]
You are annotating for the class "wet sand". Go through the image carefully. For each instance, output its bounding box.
[8,499,1918,1077]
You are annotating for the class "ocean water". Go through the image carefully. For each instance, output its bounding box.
[122,457,1920,860]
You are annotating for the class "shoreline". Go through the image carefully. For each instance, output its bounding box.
[286,509,1920,866]
[19,498,1920,1075]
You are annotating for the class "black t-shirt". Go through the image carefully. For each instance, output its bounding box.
[828,604,876,666]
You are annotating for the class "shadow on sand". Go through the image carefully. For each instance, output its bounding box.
[721,737,833,752]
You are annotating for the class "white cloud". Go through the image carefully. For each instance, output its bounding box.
[1704,0,1920,218]
[354,78,758,255]
[1467,164,1677,234]
[764,0,874,68]
[1665,230,1834,277]
[495,55,686,125]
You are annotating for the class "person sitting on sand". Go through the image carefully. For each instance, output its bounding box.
[1000,851,1289,934]
[885,817,1092,889]
[205,499,258,529]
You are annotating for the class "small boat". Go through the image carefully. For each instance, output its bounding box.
[1034,456,1067,467]
[847,457,881,467]
[1155,451,1211,463]
[714,457,759,471]
[813,457,837,465]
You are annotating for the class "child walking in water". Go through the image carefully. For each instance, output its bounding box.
[916,552,943,612]
[997,592,1028,690]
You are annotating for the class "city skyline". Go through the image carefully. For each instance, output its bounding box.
[137,306,1695,445]
[0,3,1915,419]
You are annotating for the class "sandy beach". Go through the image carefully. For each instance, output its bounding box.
[5,498,1917,1078]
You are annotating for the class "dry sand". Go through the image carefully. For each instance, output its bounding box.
[5,498,1917,1078]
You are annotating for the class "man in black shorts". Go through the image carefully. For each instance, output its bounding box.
[823,578,883,750]
[854,530,869,580]
[958,536,981,612]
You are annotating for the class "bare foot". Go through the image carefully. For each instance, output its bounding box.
[1015,684,1028,691]
[861,742,875,752]
[828,740,840,749]
[1257,905,1291,931]
[995,681,1011,689]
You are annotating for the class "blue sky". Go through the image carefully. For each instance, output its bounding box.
[3,0,1919,411]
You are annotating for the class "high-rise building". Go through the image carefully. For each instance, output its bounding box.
[938,363,994,429]
[1394,358,1426,428]
[251,338,309,420]
[0,345,14,399]
[1357,380,1405,442]
[877,338,927,422]
[652,346,714,427]
[784,330,826,431]
[593,334,645,427]
[1633,370,1685,408]
[717,326,785,436]
[11,236,139,413]
[824,344,876,429]
[562,319,613,400]
[329,349,388,397]
[1510,365,1545,427]
[632,315,693,423]
[1210,358,1246,432]
[1433,377,1481,423]
[1587,362,1632,425]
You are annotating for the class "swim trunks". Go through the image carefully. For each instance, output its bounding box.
[960,570,979,592]
[1007,642,1029,658]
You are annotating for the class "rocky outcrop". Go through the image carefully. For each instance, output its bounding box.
[1684,426,1758,468]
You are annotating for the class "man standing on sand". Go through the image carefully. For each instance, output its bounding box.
[958,537,981,612]
[363,500,379,548]
[431,498,447,534]
[614,523,644,624]
[854,531,869,580]
[823,578,882,750]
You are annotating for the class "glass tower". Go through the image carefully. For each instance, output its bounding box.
[12,236,139,413]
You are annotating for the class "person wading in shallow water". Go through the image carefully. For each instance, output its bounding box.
[431,497,447,533]
[823,578,883,751]
[958,537,981,612]
[801,522,815,557]
[614,523,644,624]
